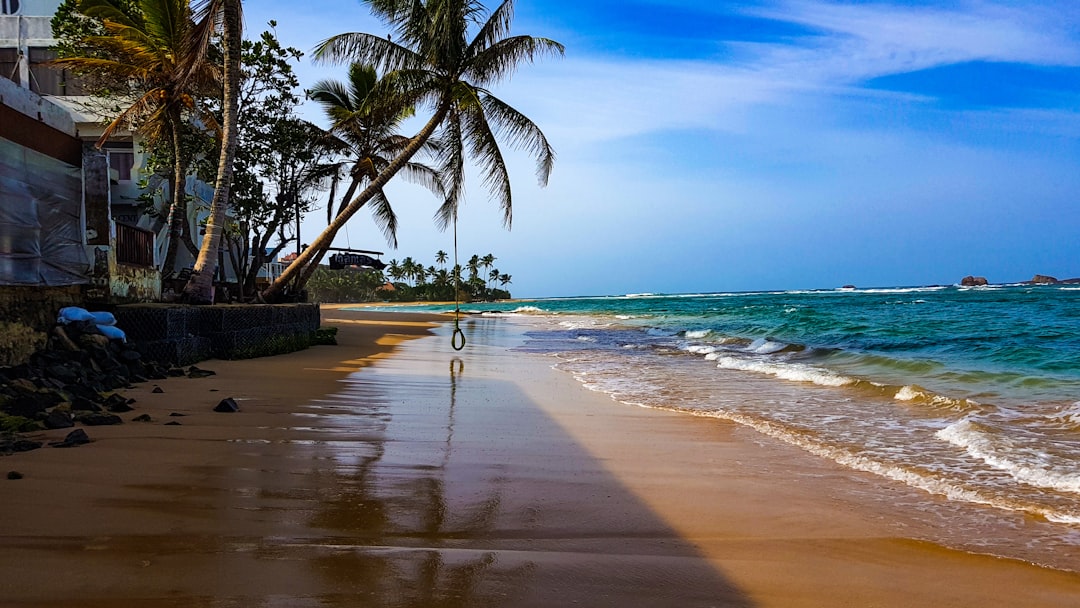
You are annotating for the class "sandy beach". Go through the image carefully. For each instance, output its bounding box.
[2,306,1079,607]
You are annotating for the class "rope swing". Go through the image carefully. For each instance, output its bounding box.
[451,211,466,351]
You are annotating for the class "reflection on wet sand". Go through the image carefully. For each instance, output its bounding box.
[296,322,751,607]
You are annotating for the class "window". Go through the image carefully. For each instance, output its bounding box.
[1,1,20,16]
[108,151,136,181]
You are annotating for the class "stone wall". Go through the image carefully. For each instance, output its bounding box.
[114,303,321,366]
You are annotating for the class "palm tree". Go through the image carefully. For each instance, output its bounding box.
[288,62,445,292]
[481,253,495,282]
[54,0,219,275]
[488,267,499,289]
[466,254,480,281]
[260,0,563,301]
[182,0,243,303]
[498,272,511,287]
[386,258,402,282]
[436,250,448,266]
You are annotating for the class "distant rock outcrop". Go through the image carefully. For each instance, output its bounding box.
[1030,274,1059,284]
[960,276,988,286]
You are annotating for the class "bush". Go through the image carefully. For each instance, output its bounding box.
[0,322,47,366]
[312,327,338,346]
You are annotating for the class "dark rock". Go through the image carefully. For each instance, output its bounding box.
[46,364,80,383]
[128,373,148,384]
[104,394,134,413]
[7,471,23,480]
[71,396,102,412]
[77,333,111,350]
[63,384,102,403]
[960,275,988,286]
[74,412,122,426]
[842,284,856,289]
[213,397,240,413]
[50,428,91,447]
[164,421,182,426]
[187,366,216,378]
[1030,274,1059,284]
[119,349,142,363]
[152,386,164,394]
[43,409,75,429]
[132,414,153,422]
[12,439,42,452]
[168,412,186,417]
[167,368,186,378]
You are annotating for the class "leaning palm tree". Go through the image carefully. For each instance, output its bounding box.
[182,0,243,303]
[259,0,563,301]
[53,0,220,275]
[288,62,445,292]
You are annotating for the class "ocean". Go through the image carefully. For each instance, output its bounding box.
[354,283,1080,570]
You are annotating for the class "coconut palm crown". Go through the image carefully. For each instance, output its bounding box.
[313,0,564,229]
[308,62,444,248]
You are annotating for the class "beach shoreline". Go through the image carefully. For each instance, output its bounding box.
[1,307,1078,607]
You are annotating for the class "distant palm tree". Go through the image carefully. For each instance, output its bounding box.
[436,250,448,266]
[488,268,499,288]
[260,0,563,301]
[498,273,511,287]
[481,253,496,282]
[54,0,219,275]
[466,254,480,281]
[387,258,402,281]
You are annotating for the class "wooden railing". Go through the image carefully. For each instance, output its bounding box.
[115,222,155,267]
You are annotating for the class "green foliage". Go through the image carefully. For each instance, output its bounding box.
[0,322,47,367]
[0,414,44,434]
[309,250,511,303]
[227,333,311,360]
[312,327,339,346]
[225,26,338,299]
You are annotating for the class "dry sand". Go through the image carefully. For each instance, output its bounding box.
[1,307,1078,607]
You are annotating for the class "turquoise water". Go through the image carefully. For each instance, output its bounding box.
[355,284,1080,563]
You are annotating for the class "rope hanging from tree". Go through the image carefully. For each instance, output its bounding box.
[451,211,466,351]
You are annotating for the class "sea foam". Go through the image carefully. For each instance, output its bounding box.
[711,356,854,387]
[937,418,1080,494]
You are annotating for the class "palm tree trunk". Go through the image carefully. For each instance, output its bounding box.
[161,108,188,276]
[292,174,363,291]
[260,98,451,301]
[183,0,242,304]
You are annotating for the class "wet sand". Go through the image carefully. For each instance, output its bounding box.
[1,308,1078,607]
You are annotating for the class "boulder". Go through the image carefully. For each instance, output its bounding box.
[73,412,122,426]
[50,428,91,447]
[960,276,988,286]
[213,397,240,413]
[1030,274,1059,284]
[43,409,75,429]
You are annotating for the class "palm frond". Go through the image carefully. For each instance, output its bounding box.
[466,35,564,86]
[465,0,514,60]
[434,108,466,231]
[480,90,555,186]
[461,97,513,228]
[368,188,400,248]
[313,32,421,73]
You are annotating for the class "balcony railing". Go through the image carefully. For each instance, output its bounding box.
[115,222,155,267]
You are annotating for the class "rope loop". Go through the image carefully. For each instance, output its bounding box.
[451,326,467,351]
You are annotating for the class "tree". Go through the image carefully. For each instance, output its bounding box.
[259,0,563,301]
[212,27,336,299]
[182,0,243,303]
[290,62,445,292]
[436,249,448,266]
[53,0,220,274]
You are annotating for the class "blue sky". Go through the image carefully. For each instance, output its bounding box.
[244,1,1080,297]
